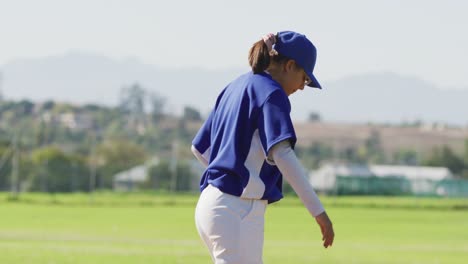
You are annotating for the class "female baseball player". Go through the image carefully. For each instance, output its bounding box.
[191,31,334,263]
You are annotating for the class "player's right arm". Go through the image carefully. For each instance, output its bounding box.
[270,140,334,248]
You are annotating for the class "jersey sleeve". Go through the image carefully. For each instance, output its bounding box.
[192,110,214,157]
[257,90,297,157]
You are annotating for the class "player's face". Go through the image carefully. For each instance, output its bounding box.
[282,61,309,96]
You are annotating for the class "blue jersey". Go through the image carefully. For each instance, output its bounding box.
[192,71,297,203]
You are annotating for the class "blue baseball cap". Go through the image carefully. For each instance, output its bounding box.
[273,31,322,89]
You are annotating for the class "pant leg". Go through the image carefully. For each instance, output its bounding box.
[240,199,267,264]
[195,186,218,263]
[195,185,242,263]
[195,185,266,264]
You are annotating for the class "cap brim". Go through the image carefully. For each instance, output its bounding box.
[306,73,322,89]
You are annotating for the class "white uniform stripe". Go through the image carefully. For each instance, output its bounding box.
[241,129,266,199]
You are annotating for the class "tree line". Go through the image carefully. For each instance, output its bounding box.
[0,84,201,193]
[0,83,467,194]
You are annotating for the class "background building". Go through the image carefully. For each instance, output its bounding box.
[309,163,466,196]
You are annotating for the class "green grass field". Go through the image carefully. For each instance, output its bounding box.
[1,193,467,263]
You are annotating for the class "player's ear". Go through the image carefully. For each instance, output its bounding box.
[284,60,295,72]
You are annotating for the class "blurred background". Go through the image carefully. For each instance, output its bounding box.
[0,1,467,263]
[0,0,467,196]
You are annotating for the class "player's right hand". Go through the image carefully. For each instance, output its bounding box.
[315,211,334,248]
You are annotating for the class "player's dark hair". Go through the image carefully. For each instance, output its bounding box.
[248,37,289,74]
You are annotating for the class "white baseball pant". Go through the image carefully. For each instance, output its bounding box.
[195,184,267,264]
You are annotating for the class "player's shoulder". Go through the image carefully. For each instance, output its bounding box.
[232,71,277,86]
[224,71,285,105]
[244,72,283,97]
[249,71,279,87]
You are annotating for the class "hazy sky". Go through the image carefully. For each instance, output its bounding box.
[1,0,467,89]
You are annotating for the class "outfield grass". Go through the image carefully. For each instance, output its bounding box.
[0,193,467,263]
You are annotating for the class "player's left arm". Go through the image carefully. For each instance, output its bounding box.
[191,145,210,168]
[191,110,214,168]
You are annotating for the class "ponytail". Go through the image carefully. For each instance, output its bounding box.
[248,40,271,74]
[248,34,289,74]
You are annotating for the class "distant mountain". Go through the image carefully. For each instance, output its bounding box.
[0,51,246,115]
[290,72,468,125]
[1,52,467,125]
